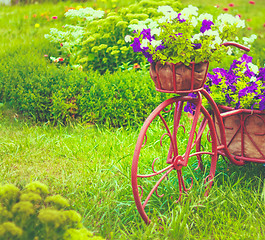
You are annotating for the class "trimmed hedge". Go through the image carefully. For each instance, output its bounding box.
[0,44,167,127]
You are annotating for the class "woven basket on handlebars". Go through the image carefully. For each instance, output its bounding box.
[149,61,209,93]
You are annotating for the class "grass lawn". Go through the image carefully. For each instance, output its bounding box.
[0,0,265,239]
[1,108,265,239]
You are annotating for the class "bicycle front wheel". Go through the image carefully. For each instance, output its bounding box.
[131,95,218,224]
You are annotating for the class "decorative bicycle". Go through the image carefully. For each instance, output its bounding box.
[131,42,265,224]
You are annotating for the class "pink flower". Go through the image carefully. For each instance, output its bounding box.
[249,1,255,4]
[60,43,63,47]
[214,4,219,8]
[247,27,252,30]
[44,54,48,57]
[246,19,252,22]
[58,58,64,62]
[223,8,229,11]
[236,14,241,18]
[228,3,234,7]
[52,16,58,19]
[263,23,265,27]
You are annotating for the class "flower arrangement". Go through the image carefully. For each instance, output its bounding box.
[126,5,250,65]
[205,54,265,111]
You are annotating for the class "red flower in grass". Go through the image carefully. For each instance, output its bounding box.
[44,54,48,57]
[263,23,265,27]
[60,43,63,47]
[33,14,37,18]
[133,63,140,69]
[236,14,241,18]
[249,1,255,4]
[246,19,252,22]
[214,4,219,8]
[247,27,252,30]
[52,16,58,19]
[228,3,234,7]
[58,58,64,62]
[223,8,229,11]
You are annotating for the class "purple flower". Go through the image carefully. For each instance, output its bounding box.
[228,59,242,73]
[192,43,202,49]
[244,66,256,78]
[204,84,211,93]
[225,93,233,104]
[200,19,214,33]
[259,97,265,110]
[238,82,258,98]
[238,88,248,98]
[140,29,154,41]
[175,33,183,37]
[155,44,166,51]
[235,101,241,109]
[142,47,153,63]
[241,54,253,63]
[184,93,197,114]
[257,67,265,80]
[208,73,222,85]
[177,13,186,23]
[130,38,142,52]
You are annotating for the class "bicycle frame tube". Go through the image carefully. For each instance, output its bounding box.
[200,89,245,166]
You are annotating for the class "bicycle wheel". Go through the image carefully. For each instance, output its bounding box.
[131,95,218,224]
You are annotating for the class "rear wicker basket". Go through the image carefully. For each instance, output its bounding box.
[215,106,265,160]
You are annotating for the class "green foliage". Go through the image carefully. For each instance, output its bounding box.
[0,182,104,240]
[0,45,166,126]
[45,0,182,73]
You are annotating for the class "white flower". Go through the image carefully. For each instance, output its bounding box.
[243,34,257,44]
[141,38,150,48]
[198,13,213,22]
[128,22,147,32]
[124,35,132,43]
[204,29,219,36]
[157,5,174,14]
[180,5,198,19]
[65,7,104,21]
[151,40,162,48]
[235,15,245,28]
[151,27,161,36]
[158,7,178,23]
[214,36,222,45]
[190,16,198,27]
[217,13,244,28]
[227,47,232,55]
[191,33,202,41]
[148,21,159,30]
[248,62,259,74]
[250,76,257,82]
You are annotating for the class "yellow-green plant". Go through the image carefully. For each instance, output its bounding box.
[45,0,182,73]
[0,182,104,240]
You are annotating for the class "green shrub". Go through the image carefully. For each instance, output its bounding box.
[0,182,104,240]
[45,0,182,73]
[0,44,167,126]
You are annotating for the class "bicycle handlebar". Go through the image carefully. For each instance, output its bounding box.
[221,42,250,52]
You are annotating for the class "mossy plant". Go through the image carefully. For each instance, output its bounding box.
[0,182,104,240]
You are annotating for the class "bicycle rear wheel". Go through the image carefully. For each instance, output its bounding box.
[131,95,218,224]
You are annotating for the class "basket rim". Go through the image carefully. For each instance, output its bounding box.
[217,105,265,115]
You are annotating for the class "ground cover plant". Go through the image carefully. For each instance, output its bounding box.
[0,0,265,239]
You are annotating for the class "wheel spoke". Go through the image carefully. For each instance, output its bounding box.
[142,167,174,209]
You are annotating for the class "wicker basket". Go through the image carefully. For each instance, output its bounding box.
[215,106,265,160]
[149,61,209,93]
